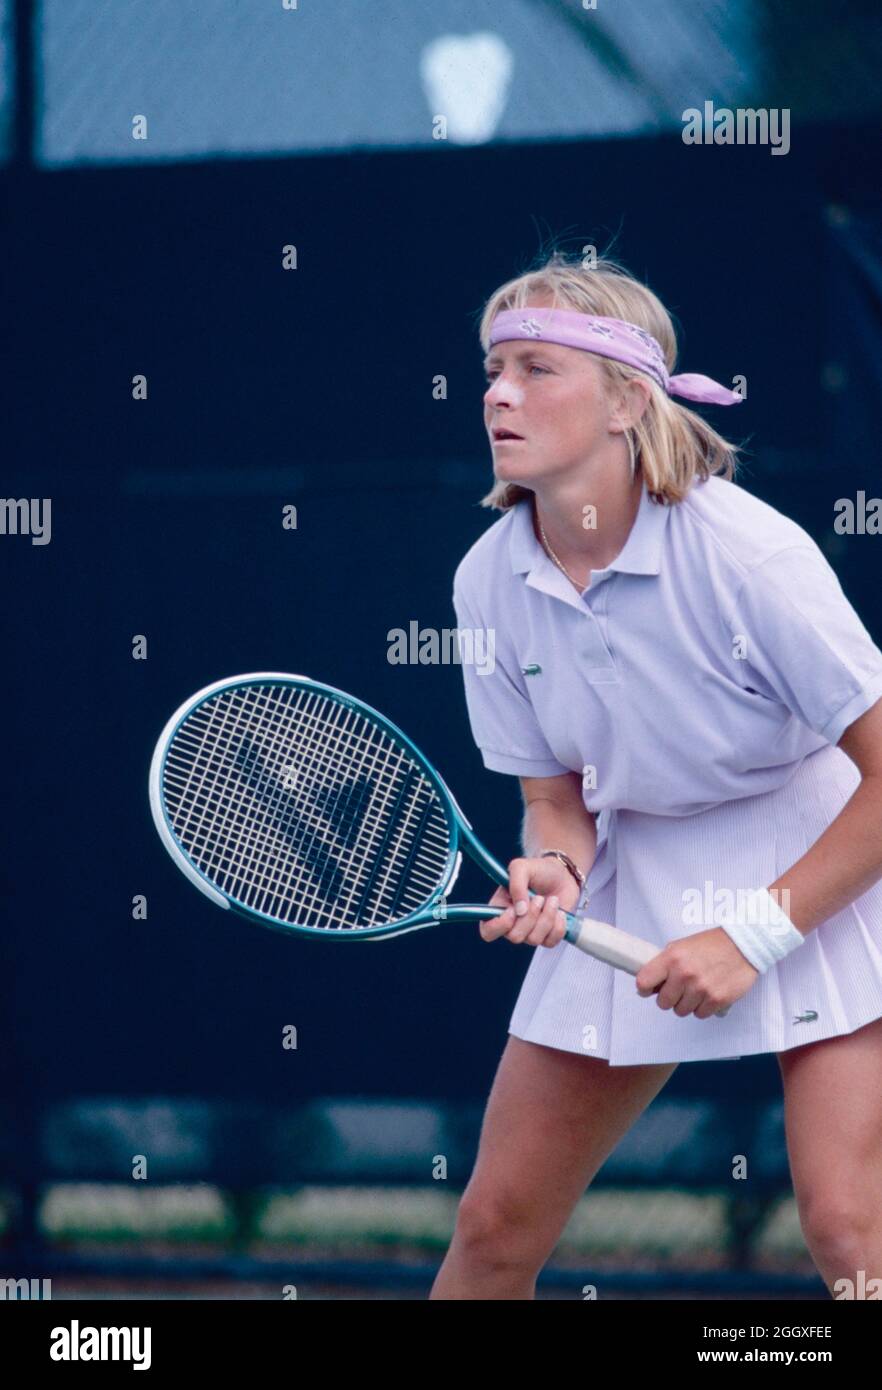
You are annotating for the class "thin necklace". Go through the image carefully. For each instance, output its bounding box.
[536,507,583,588]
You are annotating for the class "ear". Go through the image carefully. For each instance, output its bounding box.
[608,377,652,433]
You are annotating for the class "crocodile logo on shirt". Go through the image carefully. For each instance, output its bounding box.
[793,1010,819,1024]
[521,663,542,676]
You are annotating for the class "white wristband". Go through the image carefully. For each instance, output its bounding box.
[719,888,804,973]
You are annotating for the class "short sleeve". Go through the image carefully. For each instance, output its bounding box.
[728,545,882,745]
[452,577,571,778]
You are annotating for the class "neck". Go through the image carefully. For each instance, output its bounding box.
[532,465,644,588]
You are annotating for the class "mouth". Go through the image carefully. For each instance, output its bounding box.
[492,429,524,442]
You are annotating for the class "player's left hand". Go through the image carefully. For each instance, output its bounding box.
[635,928,759,1019]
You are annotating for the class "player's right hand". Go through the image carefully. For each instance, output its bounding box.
[478,856,582,948]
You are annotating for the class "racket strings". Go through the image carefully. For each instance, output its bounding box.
[165,693,440,928]
[161,683,452,929]
[166,687,382,916]
[177,689,428,919]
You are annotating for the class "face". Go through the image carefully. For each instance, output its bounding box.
[483,305,619,487]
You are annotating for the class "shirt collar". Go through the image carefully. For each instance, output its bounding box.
[509,481,671,581]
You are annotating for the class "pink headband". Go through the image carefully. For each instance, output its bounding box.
[488,307,743,407]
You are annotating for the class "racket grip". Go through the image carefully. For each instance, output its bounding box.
[567,913,730,1020]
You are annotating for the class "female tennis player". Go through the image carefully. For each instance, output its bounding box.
[430,252,882,1300]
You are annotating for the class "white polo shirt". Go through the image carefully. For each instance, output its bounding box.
[452,474,882,1065]
[452,475,882,818]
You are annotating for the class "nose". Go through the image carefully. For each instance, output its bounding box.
[484,373,513,407]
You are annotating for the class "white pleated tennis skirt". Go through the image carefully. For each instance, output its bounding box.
[508,743,882,1066]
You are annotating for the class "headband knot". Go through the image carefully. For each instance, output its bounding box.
[488,308,743,407]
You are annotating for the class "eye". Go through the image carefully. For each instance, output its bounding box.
[484,363,548,383]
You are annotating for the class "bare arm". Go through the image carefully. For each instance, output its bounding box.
[519,770,598,878]
[479,770,599,948]
[768,696,882,934]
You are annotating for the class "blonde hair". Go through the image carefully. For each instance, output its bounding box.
[476,251,743,510]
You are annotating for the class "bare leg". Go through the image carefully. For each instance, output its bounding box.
[430,1035,677,1299]
[777,1015,882,1297]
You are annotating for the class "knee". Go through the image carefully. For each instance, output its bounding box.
[453,1185,541,1271]
[797,1188,876,1269]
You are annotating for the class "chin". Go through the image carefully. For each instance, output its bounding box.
[494,467,533,488]
[493,456,534,481]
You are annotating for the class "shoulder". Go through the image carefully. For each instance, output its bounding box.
[452,504,521,608]
[673,474,824,582]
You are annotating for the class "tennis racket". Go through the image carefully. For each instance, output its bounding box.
[149,673,728,1012]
